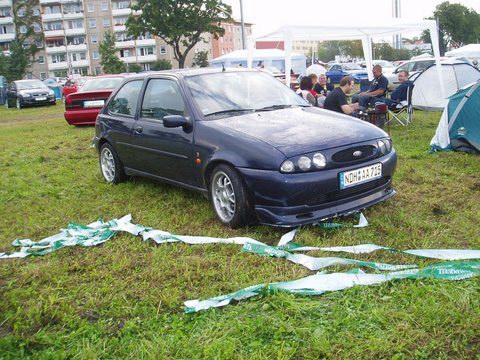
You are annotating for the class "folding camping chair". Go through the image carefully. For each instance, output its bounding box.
[386,84,415,126]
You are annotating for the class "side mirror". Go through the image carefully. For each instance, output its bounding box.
[163,115,191,128]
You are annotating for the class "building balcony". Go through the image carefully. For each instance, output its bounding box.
[0,33,15,42]
[0,16,13,25]
[39,0,61,4]
[137,54,157,62]
[67,43,87,52]
[44,29,65,37]
[112,8,131,16]
[113,25,126,32]
[48,61,69,70]
[136,38,156,46]
[0,0,13,7]
[115,40,135,49]
[42,13,63,21]
[46,45,66,54]
[63,11,83,20]
[71,59,90,67]
[65,28,85,36]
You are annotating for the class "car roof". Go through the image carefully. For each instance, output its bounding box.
[15,79,43,83]
[124,67,258,81]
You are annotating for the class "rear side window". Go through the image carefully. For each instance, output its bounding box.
[108,80,143,116]
[140,79,187,120]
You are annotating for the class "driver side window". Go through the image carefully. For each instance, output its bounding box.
[140,79,187,120]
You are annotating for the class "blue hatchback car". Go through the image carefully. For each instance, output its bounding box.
[94,68,397,228]
[326,63,369,84]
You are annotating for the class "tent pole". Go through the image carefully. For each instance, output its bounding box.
[247,36,254,68]
[362,36,374,81]
[429,21,445,98]
[285,30,292,87]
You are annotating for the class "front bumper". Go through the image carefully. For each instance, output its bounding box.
[20,97,55,107]
[238,150,397,227]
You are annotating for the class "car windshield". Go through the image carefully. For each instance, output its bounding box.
[81,77,124,91]
[343,63,363,70]
[376,61,394,68]
[16,80,48,90]
[185,71,308,118]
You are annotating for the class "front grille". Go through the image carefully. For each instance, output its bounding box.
[332,145,375,163]
[306,177,390,205]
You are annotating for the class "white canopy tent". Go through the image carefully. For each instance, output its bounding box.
[247,19,444,96]
[445,44,480,58]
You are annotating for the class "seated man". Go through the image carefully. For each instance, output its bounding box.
[377,70,413,109]
[323,76,359,115]
[352,64,388,109]
[313,74,334,96]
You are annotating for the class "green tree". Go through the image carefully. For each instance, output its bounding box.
[126,0,232,68]
[99,31,127,74]
[192,50,210,67]
[127,63,143,73]
[6,0,44,80]
[151,59,172,71]
[316,40,363,62]
[421,1,480,55]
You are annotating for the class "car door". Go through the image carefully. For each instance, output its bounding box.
[101,79,144,168]
[131,77,194,185]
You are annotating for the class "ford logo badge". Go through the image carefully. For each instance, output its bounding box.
[353,150,362,157]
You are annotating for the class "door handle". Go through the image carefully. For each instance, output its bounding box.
[134,126,143,134]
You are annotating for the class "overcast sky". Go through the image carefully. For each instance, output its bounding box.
[224,0,480,38]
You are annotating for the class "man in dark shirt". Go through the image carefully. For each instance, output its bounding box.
[314,74,334,96]
[324,76,359,115]
[381,70,413,108]
[352,64,388,109]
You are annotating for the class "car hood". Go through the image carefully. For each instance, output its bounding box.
[346,69,368,76]
[210,107,386,157]
[19,88,51,95]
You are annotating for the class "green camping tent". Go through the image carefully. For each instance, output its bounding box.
[431,79,480,153]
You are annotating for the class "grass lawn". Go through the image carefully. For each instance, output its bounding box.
[0,104,479,359]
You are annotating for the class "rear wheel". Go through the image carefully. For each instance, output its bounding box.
[99,143,126,184]
[209,164,255,228]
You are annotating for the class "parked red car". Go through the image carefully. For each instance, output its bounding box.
[62,77,89,98]
[64,75,126,125]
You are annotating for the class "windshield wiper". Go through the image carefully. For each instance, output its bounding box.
[255,104,308,112]
[204,109,255,117]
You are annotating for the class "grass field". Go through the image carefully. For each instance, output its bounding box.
[0,104,479,359]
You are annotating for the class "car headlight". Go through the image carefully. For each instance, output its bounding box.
[377,139,387,155]
[298,156,311,171]
[20,92,31,98]
[312,153,327,169]
[280,160,295,173]
[48,90,54,96]
[384,138,392,153]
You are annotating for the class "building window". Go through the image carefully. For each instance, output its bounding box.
[38,55,45,64]
[160,46,167,55]
[137,47,154,56]
[103,19,110,28]
[101,2,108,11]
[92,51,100,59]
[91,35,98,44]
[33,8,40,16]
[143,63,151,71]
[51,54,66,63]
[89,19,96,28]
[40,72,47,80]
[67,20,83,29]
[87,3,95,12]
[95,67,101,75]
[19,25,27,34]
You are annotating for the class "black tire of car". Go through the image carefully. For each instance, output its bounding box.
[99,143,127,184]
[209,164,255,229]
[16,99,22,109]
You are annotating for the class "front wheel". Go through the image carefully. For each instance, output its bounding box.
[99,143,126,184]
[209,164,255,228]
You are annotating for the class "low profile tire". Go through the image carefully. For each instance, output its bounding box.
[209,164,255,228]
[16,99,22,109]
[99,143,126,184]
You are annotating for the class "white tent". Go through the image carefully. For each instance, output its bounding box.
[306,64,327,76]
[247,19,444,96]
[445,44,480,59]
[411,59,480,111]
[209,49,307,75]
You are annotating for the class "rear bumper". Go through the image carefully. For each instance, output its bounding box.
[237,150,397,227]
[64,108,100,125]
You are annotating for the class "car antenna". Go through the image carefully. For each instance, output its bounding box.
[222,62,226,72]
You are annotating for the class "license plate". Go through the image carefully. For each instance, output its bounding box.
[35,97,47,101]
[84,100,105,108]
[339,163,382,189]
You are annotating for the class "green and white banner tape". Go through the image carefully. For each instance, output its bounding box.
[242,242,417,271]
[184,261,480,313]
[1,215,479,262]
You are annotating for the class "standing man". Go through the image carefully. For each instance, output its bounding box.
[323,76,359,115]
[352,64,388,109]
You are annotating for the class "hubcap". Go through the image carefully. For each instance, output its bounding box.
[100,148,116,182]
[212,171,236,222]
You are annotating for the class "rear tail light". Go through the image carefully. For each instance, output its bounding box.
[65,96,73,109]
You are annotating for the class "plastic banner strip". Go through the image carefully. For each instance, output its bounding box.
[243,242,417,272]
[184,261,480,313]
[315,212,369,230]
